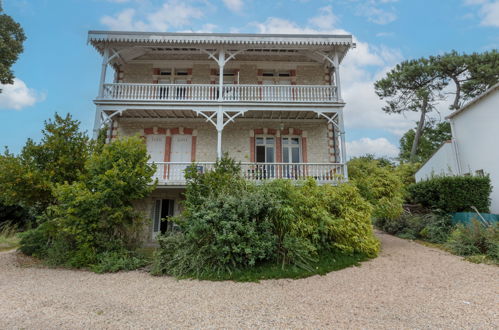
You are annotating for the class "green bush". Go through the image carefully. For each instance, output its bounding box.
[152,157,379,278]
[347,156,404,221]
[446,220,498,261]
[91,251,148,273]
[19,136,155,271]
[408,175,492,213]
[376,212,453,243]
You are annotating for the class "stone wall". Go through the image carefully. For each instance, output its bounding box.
[120,62,327,85]
[116,119,331,163]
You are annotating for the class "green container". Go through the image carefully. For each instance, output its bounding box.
[452,212,499,225]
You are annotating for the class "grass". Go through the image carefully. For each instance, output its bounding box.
[178,252,371,282]
[0,221,21,252]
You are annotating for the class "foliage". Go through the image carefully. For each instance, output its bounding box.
[0,202,32,229]
[446,220,498,262]
[408,175,492,213]
[394,162,421,188]
[91,250,148,273]
[0,5,26,92]
[347,156,404,221]
[19,136,156,270]
[375,58,446,162]
[152,157,379,279]
[0,113,89,212]
[376,212,453,244]
[0,221,20,251]
[399,121,451,164]
[431,50,499,110]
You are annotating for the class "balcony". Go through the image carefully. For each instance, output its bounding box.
[101,83,339,104]
[149,162,346,186]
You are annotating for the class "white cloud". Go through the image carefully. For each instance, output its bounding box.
[0,78,44,111]
[309,6,339,29]
[223,0,244,13]
[354,0,398,25]
[100,1,205,31]
[465,0,499,27]
[347,137,399,158]
[250,13,416,136]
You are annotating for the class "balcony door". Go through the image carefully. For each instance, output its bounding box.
[146,135,166,180]
[282,136,301,178]
[255,136,275,179]
[170,134,192,181]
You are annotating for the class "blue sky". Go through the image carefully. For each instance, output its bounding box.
[1,0,498,157]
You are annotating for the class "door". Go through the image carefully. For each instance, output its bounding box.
[282,136,301,178]
[146,135,166,181]
[152,199,175,239]
[170,134,192,181]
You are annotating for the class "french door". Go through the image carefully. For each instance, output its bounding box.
[282,136,301,178]
[255,136,275,179]
[170,134,192,181]
[152,199,175,239]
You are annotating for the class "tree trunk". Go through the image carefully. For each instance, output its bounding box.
[409,98,428,162]
[451,76,461,110]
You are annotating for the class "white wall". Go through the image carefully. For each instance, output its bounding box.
[415,142,458,182]
[452,90,499,213]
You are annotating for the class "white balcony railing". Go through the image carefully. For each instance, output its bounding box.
[101,83,338,103]
[149,162,345,185]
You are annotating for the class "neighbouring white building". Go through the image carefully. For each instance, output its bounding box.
[415,83,499,214]
[88,31,354,241]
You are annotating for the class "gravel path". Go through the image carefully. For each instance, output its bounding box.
[0,232,497,329]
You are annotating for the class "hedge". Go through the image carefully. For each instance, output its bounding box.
[408,175,492,213]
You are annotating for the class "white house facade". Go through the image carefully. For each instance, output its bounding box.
[415,83,499,214]
[88,31,354,240]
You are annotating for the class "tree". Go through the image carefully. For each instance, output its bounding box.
[431,50,499,110]
[0,4,26,92]
[0,113,89,211]
[399,120,451,163]
[375,58,446,162]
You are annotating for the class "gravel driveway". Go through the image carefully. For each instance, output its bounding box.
[0,231,497,329]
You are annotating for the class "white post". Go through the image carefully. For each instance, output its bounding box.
[333,52,342,101]
[98,47,110,98]
[92,106,102,139]
[216,48,225,159]
[338,110,348,180]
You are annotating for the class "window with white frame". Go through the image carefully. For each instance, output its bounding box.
[282,136,301,163]
[255,136,275,163]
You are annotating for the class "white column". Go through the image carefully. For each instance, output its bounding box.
[338,110,348,180]
[333,52,342,101]
[216,48,225,159]
[98,47,110,98]
[92,106,102,139]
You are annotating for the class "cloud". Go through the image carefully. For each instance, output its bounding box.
[250,13,417,136]
[346,137,399,158]
[223,0,244,13]
[309,6,339,29]
[465,0,499,27]
[355,0,398,25]
[100,0,205,31]
[0,78,44,111]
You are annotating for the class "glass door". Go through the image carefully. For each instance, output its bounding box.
[282,137,301,179]
[255,136,275,179]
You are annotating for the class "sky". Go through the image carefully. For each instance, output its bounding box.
[1,0,498,158]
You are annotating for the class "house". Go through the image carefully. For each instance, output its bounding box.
[88,31,354,240]
[415,83,499,213]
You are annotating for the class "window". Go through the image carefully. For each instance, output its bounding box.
[255,136,275,163]
[475,169,485,177]
[282,137,301,163]
[152,199,176,238]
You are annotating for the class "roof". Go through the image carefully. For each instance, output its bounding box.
[88,31,354,47]
[446,82,499,120]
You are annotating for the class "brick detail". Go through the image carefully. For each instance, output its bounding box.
[301,137,308,163]
[191,136,197,161]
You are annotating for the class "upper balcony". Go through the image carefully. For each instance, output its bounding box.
[89,31,354,107]
[101,83,339,104]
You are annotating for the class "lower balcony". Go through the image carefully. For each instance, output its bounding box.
[150,162,346,186]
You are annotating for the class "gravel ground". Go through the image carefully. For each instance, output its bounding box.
[0,231,497,329]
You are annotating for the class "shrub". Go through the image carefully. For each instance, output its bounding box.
[408,175,492,213]
[347,156,404,221]
[19,136,155,270]
[446,220,498,261]
[376,212,453,243]
[91,251,148,273]
[152,157,380,278]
